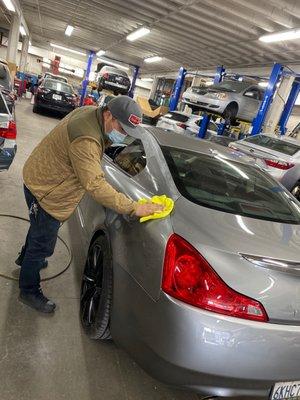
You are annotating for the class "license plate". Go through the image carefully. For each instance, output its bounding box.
[53,94,62,101]
[270,381,300,400]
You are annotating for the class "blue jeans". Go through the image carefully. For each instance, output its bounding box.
[19,186,60,293]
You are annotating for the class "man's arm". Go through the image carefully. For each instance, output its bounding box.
[69,137,137,215]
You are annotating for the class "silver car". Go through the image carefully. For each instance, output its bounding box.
[230,134,300,200]
[156,110,218,137]
[76,127,300,399]
[182,80,265,122]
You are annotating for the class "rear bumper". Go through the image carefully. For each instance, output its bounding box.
[112,265,300,398]
[36,97,75,113]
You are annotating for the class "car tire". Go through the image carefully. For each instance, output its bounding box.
[32,103,40,114]
[80,235,113,340]
[291,182,300,201]
[222,103,238,124]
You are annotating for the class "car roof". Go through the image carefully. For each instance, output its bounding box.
[44,78,71,86]
[145,126,255,166]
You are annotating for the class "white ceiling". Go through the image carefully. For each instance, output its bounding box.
[2,0,300,74]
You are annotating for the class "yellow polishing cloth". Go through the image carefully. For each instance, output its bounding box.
[138,195,174,223]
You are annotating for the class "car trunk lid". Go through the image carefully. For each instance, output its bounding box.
[171,196,300,324]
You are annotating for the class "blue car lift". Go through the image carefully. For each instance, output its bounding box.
[169,65,227,139]
[169,62,300,139]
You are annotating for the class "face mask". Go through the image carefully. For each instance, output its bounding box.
[108,129,126,144]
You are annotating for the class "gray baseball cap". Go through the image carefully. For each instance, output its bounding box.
[107,95,143,135]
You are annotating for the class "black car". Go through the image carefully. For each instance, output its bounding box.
[33,79,78,116]
[97,66,131,95]
[0,60,15,113]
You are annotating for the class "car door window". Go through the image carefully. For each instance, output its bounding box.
[112,138,147,177]
[244,87,260,100]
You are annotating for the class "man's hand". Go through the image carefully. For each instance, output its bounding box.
[135,202,164,217]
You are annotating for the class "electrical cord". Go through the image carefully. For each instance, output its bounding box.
[0,214,73,282]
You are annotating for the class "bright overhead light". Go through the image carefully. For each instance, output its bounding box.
[144,56,162,63]
[50,43,86,56]
[205,81,214,86]
[140,77,153,82]
[19,26,26,36]
[65,25,74,36]
[29,40,32,46]
[126,27,150,42]
[96,50,105,57]
[2,0,15,12]
[97,57,129,71]
[259,28,300,43]
[258,82,268,87]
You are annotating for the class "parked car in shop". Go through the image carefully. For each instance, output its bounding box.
[182,80,265,122]
[0,91,17,171]
[229,133,300,200]
[156,111,219,137]
[0,59,16,113]
[33,79,78,116]
[97,65,131,95]
[76,126,300,399]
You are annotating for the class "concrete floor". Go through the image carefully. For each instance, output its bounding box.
[0,100,199,400]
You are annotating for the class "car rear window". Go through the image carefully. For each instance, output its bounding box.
[163,146,300,224]
[244,135,300,156]
[44,80,73,94]
[101,67,128,77]
[163,112,189,123]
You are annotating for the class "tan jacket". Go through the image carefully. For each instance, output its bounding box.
[23,106,137,221]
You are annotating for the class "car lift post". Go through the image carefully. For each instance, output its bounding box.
[128,65,140,98]
[169,67,187,111]
[251,63,284,136]
[279,81,300,135]
[198,114,211,138]
[214,65,225,84]
[80,50,95,107]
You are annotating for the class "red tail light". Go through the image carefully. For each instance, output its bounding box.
[264,159,295,170]
[103,73,109,80]
[162,234,268,322]
[177,123,186,129]
[0,121,17,139]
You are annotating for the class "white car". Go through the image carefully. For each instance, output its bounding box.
[156,111,218,137]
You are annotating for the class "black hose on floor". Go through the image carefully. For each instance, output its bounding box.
[0,214,72,282]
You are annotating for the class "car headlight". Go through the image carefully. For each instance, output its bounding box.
[210,93,228,100]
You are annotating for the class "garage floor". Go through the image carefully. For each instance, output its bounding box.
[0,100,199,400]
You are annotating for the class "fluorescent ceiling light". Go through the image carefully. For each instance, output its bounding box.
[144,56,162,63]
[205,81,214,86]
[65,25,74,37]
[96,50,105,57]
[19,26,26,36]
[259,28,300,43]
[97,57,129,71]
[50,43,86,56]
[140,77,153,82]
[2,0,15,12]
[126,27,150,42]
[29,40,32,46]
[258,82,268,87]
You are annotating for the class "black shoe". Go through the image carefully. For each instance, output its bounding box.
[15,247,48,269]
[19,290,56,313]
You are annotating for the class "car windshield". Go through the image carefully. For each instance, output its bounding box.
[163,146,300,224]
[244,135,300,156]
[0,65,11,91]
[44,80,73,94]
[210,80,252,93]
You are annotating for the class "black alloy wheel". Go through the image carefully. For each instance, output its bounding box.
[80,235,112,340]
